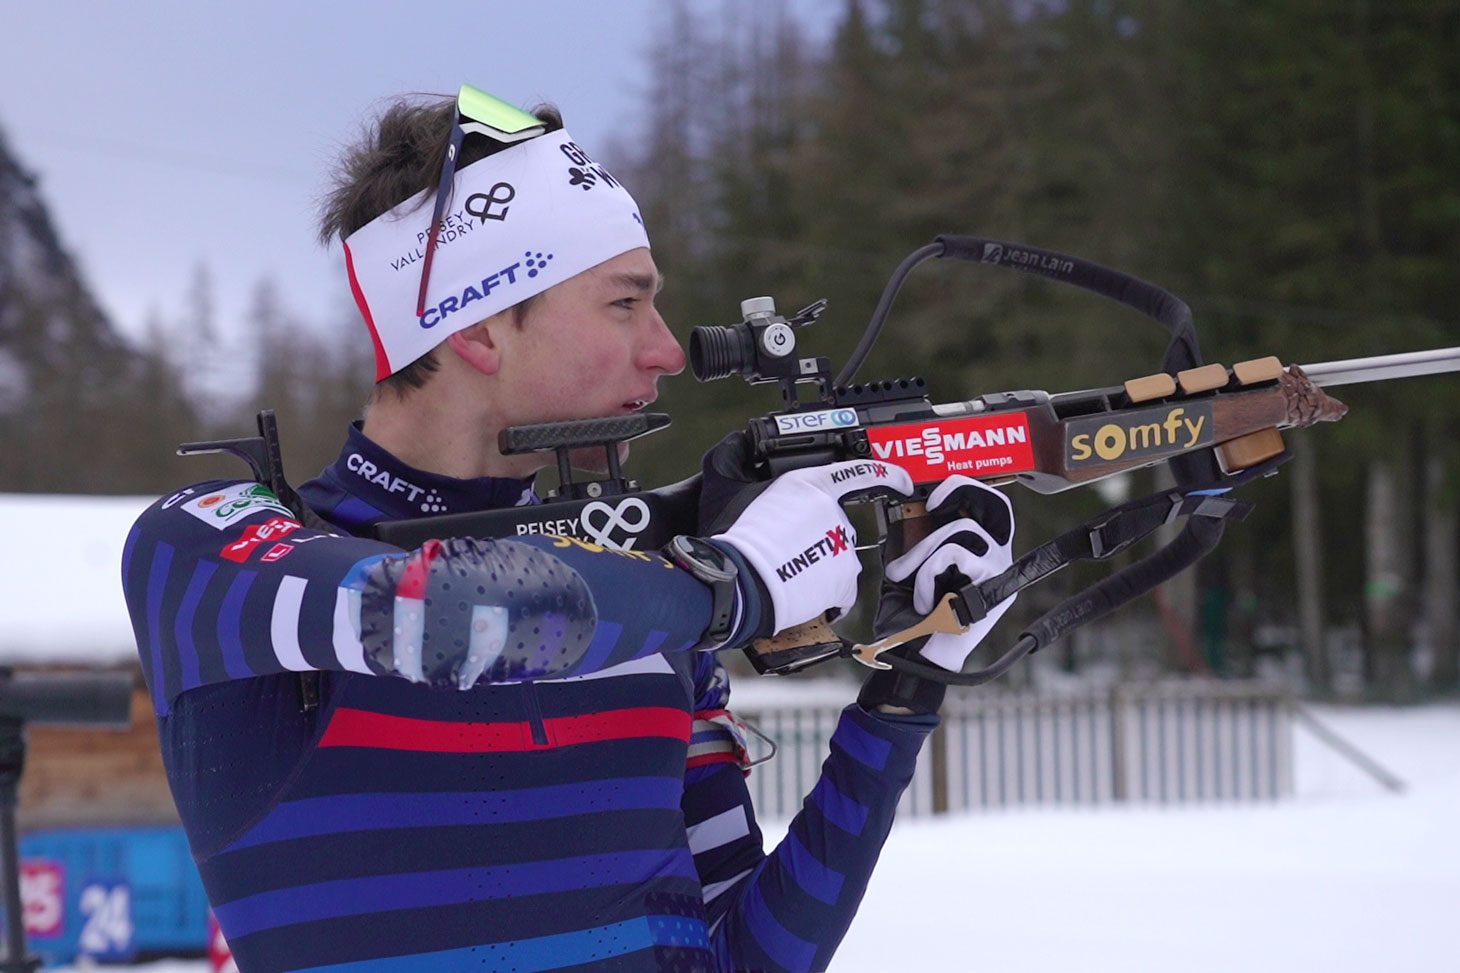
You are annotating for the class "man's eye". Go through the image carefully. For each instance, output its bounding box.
[613,298,638,310]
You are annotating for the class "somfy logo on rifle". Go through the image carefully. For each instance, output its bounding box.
[1066,403,1214,467]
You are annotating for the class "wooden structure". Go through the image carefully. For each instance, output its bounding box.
[16,667,176,830]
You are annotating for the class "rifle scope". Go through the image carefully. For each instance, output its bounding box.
[689,324,754,382]
[690,297,805,384]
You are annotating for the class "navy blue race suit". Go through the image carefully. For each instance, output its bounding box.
[122,422,937,971]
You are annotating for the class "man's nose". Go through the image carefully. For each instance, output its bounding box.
[639,310,686,376]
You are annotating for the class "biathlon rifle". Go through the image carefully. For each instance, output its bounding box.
[370,235,1460,686]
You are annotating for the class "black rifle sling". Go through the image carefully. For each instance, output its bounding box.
[873,466,1274,686]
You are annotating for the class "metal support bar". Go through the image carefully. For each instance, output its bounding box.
[1290,702,1406,794]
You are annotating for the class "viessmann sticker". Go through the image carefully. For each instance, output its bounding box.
[182,483,295,530]
[865,413,1035,481]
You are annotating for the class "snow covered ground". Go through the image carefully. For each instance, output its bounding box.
[0,493,153,665]
[830,703,1460,972]
[51,703,1459,972]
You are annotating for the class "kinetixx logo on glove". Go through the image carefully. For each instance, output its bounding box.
[776,525,852,581]
[713,459,914,634]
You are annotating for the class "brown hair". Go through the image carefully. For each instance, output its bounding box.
[319,95,563,399]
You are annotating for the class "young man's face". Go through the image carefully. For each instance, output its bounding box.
[491,247,684,434]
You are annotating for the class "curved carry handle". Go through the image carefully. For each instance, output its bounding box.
[934,235,1218,490]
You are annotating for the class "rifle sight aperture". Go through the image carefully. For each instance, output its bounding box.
[690,296,803,384]
[689,322,756,382]
[691,296,835,396]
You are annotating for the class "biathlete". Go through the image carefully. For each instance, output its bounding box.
[122,84,1016,972]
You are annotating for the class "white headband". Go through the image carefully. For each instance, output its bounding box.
[343,129,650,379]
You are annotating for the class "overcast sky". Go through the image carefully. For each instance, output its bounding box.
[2,1,837,349]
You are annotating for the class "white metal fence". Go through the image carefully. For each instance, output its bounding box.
[736,681,1293,819]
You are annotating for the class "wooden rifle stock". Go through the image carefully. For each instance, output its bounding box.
[742,362,1349,665]
[753,359,1350,497]
[1018,363,1348,492]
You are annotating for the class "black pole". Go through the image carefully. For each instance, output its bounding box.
[0,671,133,970]
[0,718,39,973]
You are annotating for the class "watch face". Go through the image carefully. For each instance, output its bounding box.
[675,536,736,583]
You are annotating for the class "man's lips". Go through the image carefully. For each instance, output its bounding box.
[622,395,657,412]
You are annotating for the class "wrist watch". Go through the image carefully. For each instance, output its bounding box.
[664,535,739,650]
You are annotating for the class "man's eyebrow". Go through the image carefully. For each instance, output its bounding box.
[605,271,665,295]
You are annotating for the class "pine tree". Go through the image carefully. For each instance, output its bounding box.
[1167,0,1460,697]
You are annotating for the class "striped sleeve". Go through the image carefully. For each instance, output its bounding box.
[682,655,936,972]
[681,656,764,931]
[122,481,720,715]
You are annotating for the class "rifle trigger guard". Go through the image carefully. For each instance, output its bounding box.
[851,593,967,669]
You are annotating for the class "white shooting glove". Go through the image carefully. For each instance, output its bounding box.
[884,475,1017,670]
[714,459,914,634]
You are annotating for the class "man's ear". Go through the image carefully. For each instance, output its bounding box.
[445,314,505,377]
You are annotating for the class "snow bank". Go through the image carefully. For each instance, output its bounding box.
[0,494,157,665]
[806,704,1458,972]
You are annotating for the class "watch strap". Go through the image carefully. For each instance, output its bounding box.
[666,536,739,651]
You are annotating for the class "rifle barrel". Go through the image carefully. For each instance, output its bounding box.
[1299,347,1460,387]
